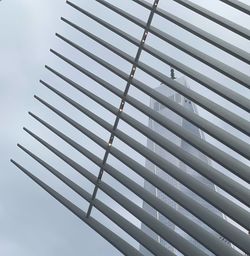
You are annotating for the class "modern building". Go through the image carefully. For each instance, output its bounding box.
[140,76,230,255]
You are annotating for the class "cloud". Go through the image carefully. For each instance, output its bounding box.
[0,1,249,255]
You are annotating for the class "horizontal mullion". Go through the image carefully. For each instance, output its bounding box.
[96,0,250,84]
[133,0,250,62]
[11,160,143,256]
[17,146,173,256]
[37,81,250,210]
[27,111,250,254]
[19,133,237,256]
[172,0,250,39]
[19,144,205,256]
[60,17,250,115]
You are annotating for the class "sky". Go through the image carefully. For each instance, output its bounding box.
[0,0,249,255]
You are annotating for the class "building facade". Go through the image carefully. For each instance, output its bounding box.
[140,77,229,255]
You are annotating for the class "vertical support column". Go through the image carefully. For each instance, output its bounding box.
[86,0,160,218]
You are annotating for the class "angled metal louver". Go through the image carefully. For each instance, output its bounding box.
[12,1,250,255]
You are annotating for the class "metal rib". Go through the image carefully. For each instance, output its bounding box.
[11,160,143,256]
[133,0,250,62]
[25,112,250,254]
[51,45,250,139]
[46,63,250,159]
[38,79,250,209]
[18,144,209,256]
[68,0,250,86]
[95,0,250,77]
[172,0,250,39]
[55,30,250,135]
[219,0,250,15]
[13,1,250,255]
[61,16,250,112]
[41,64,249,191]
[17,134,238,256]
[45,63,250,167]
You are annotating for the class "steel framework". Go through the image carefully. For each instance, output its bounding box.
[12,1,249,255]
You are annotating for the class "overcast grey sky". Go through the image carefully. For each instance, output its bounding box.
[0,1,122,255]
[0,0,249,255]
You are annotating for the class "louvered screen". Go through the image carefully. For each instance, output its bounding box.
[12,1,249,255]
